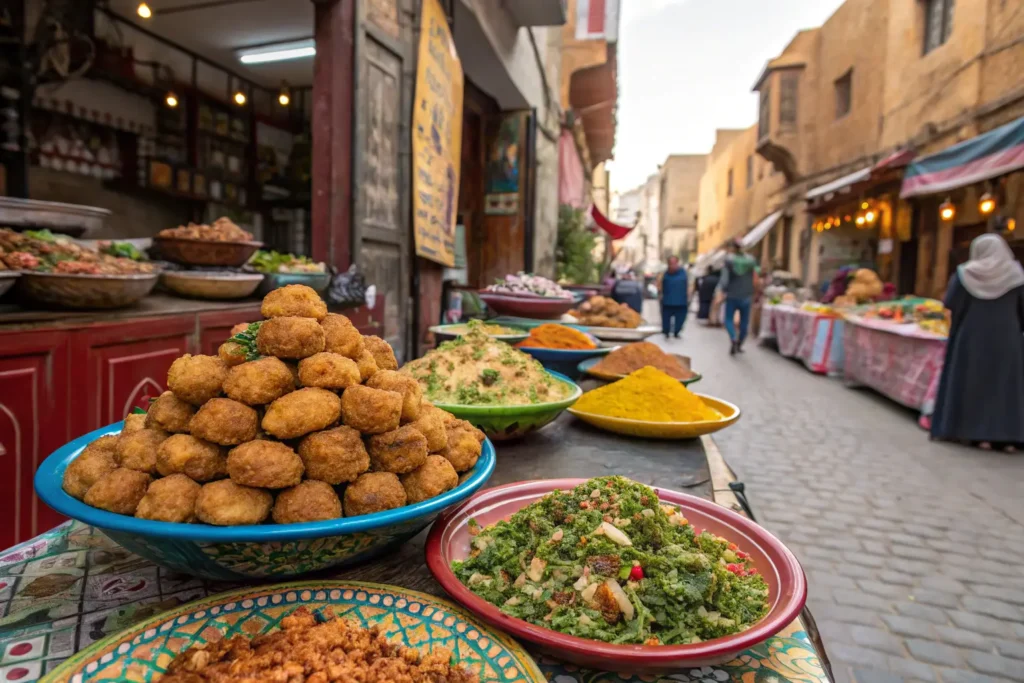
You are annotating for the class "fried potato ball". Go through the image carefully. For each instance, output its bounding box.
[135,474,200,523]
[355,349,379,381]
[84,468,151,515]
[401,455,458,504]
[366,370,422,422]
[62,436,118,500]
[363,335,398,370]
[343,472,407,517]
[408,404,449,453]
[367,425,428,474]
[261,284,328,320]
[256,316,325,360]
[223,357,295,405]
[272,480,342,524]
[115,428,169,474]
[227,440,304,489]
[195,480,272,526]
[189,398,259,445]
[341,385,401,434]
[440,419,483,472]
[297,426,370,484]
[145,391,195,433]
[298,353,361,389]
[262,387,342,439]
[218,340,248,367]
[121,413,147,434]
[321,313,365,359]
[156,434,227,481]
[167,354,228,405]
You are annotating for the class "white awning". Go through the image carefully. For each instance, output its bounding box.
[740,211,783,249]
[805,167,872,200]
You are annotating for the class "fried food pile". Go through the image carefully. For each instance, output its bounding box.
[62,284,485,526]
[570,296,642,328]
[158,216,254,242]
[0,229,155,275]
[161,607,478,683]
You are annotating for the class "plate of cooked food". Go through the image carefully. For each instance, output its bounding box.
[513,323,613,379]
[401,322,581,441]
[578,341,701,385]
[568,367,737,439]
[154,217,263,267]
[43,581,544,683]
[429,321,529,344]
[426,476,806,673]
[35,285,495,580]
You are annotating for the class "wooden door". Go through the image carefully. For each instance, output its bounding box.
[0,330,70,546]
[352,0,412,359]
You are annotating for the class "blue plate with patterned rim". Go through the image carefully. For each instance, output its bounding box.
[34,424,496,581]
[518,344,613,379]
[42,581,544,683]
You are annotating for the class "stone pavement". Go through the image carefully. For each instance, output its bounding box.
[647,304,1024,683]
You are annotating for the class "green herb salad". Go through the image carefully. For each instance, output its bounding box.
[452,477,769,645]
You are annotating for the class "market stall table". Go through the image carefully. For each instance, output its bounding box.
[759,303,844,375]
[0,408,831,682]
[842,315,946,417]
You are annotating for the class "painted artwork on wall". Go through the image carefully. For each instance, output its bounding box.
[486,116,520,195]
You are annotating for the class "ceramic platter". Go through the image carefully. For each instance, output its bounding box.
[568,393,740,439]
[44,581,544,683]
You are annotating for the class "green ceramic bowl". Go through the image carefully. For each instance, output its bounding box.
[432,370,581,441]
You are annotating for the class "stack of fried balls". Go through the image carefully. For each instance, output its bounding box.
[62,285,485,526]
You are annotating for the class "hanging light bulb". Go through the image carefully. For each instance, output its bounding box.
[165,92,179,108]
[855,215,866,227]
[939,197,956,221]
[137,3,153,19]
[978,192,996,215]
[861,201,869,210]
[278,90,290,107]
[233,91,247,106]
[865,209,877,224]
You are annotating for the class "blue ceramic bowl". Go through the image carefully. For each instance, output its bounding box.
[34,424,495,581]
[518,345,613,380]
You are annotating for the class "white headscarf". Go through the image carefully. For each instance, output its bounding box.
[957,233,1024,299]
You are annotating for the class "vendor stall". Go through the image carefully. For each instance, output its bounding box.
[759,303,844,375]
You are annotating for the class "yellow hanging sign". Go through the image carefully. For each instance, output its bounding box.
[412,0,463,267]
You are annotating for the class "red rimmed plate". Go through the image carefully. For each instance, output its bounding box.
[478,292,577,319]
[425,479,807,673]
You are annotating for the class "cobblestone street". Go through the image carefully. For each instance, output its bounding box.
[650,306,1024,683]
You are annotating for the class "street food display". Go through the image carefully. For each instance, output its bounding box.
[590,342,695,380]
[249,249,327,274]
[574,367,719,422]
[570,295,642,328]
[60,284,476,525]
[158,216,254,242]
[485,272,574,299]
[440,322,522,336]
[0,228,155,274]
[857,297,949,336]
[161,606,479,683]
[401,321,573,406]
[452,476,769,645]
[517,323,596,350]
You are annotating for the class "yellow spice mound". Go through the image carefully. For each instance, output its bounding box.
[575,366,721,422]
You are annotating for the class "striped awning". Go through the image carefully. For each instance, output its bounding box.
[901,116,1024,198]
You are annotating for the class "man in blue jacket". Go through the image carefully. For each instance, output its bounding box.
[716,239,760,355]
[658,256,688,339]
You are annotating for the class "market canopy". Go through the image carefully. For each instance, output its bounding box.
[805,167,872,200]
[901,115,1024,198]
[589,204,634,240]
[741,211,784,249]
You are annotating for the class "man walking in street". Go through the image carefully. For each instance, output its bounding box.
[716,239,759,355]
[658,256,688,339]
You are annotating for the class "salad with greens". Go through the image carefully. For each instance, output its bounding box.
[453,477,769,645]
[249,250,326,274]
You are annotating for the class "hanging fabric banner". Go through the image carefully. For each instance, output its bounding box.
[412,0,464,267]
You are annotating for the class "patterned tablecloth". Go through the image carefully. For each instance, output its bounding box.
[759,305,844,376]
[842,316,946,415]
[0,521,830,683]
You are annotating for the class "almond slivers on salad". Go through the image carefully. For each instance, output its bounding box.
[452,477,769,645]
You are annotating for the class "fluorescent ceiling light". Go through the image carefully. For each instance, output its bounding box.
[238,39,315,65]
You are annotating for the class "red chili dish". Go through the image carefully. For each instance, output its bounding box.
[425,479,807,673]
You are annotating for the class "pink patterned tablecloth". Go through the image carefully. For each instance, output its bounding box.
[761,304,844,375]
[843,317,947,414]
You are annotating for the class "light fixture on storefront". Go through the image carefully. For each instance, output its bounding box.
[238,40,316,65]
[855,215,866,227]
[861,201,869,210]
[939,198,956,221]
[165,92,178,108]
[978,192,996,215]
[278,83,290,107]
[864,209,877,224]
[137,3,152,19]
[233,91,247,106]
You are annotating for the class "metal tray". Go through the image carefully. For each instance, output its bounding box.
[0,197,110,238]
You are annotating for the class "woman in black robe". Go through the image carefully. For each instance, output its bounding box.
[930,233,1024,450]
[697,268,721,323]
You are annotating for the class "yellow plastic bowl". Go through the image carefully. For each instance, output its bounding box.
[568,393,740,439]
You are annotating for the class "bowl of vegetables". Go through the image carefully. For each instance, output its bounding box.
[428,322,529,344]
[251,250,331,296]
[479,273,577,319]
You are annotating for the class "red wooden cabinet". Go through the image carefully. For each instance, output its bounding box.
[0,331,70,548]
[197,306,261,355]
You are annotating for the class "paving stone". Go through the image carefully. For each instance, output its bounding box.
[932,626,992,652]
[851,669,904,683]
[911,590,961,609]
[830,643,890,670]
[878,570,917,586]
[969,584,1024,607]
[845,551,888,568]
[962,596,1024,622]
[896,603,951,625]
[882,615,936,639]
[860,580,913,599]
[886,656,937,681]
[835,562,880,580]
[918,576,968,594]
[994,638,1024,661]
[964,651,1024,682]
[809,570,858,590]
[937,667,1013,683]
[904,639,964,667]
[809,599,884,626]
[948,611,1011,637]
[850,625,905,655]
[834,589,895,611]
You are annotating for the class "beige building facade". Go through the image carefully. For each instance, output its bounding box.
[659,154,707,260]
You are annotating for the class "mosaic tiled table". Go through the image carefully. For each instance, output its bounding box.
[1,414,831,682]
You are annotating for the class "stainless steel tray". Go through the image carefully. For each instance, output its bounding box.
[0,197,111,237]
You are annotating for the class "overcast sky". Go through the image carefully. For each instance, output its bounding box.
[611,0,846,192]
